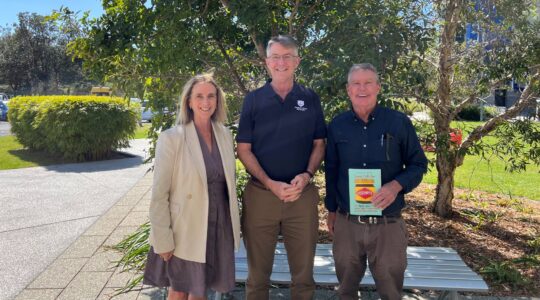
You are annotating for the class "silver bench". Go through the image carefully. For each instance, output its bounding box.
[223,241,489,299]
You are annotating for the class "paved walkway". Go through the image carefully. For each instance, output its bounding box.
[0,139,151,300]
[0,121,11,136]
[14,172,155,300]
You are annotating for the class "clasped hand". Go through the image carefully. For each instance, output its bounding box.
[268,173,310,202]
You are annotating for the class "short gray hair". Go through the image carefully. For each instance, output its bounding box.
[347,63,380,84]
[177,73,227,125]
[266,35,299,57]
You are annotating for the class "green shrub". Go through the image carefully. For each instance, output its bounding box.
[480,260,526,287]
[8,96,138,161]
[457,104,498,121]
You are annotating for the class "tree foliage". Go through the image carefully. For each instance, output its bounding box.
[70,0,432,158]
[0,11,90,95]
[397,0,540,216]
[70,0,539,217]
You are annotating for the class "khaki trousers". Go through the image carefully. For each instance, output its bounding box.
[333,213,408,300]
[242,179,319,300]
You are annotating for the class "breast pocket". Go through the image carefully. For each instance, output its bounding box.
[369,136,401,163]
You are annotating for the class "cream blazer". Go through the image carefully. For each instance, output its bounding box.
[148,121,241,263]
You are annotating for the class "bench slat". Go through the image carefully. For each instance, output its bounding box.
[234,241,489,293]
[235,264,481,279]
[233,272,488,292]
[238,248,465,261]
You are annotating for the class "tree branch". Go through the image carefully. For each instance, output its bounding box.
[288,0,300,35]
[214,38,249,96]
[451,93,478,119]
[459,70,540,152]
[292,0,322,39]
[437,0,464,108]
[219,0,267,73]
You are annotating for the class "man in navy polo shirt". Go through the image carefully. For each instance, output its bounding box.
[237,35,326,300]
[325,63,427,300]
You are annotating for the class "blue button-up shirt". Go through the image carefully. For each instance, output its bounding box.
[325,105,428,215]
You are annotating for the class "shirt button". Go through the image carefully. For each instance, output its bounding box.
[363,163,367,167]
[363,126,367,130]
[363,144,367,148]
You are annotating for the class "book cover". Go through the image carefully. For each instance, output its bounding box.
[348,169,382,216]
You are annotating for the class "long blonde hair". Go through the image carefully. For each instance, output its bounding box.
[177,73,227,125]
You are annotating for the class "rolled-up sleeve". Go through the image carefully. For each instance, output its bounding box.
[394,117,428,193]
[149,131,176,254]
[324,124,339,212]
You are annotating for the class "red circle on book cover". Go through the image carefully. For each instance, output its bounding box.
[356,188,373,199]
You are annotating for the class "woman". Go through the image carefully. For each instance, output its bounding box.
[143,74,241,300]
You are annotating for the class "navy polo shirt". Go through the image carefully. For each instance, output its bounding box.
[325,106,428,215]
[236,81,326,182]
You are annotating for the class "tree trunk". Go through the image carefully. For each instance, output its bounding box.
[433,149,458,218]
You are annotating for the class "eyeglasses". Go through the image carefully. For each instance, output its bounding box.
[267,55,298,62]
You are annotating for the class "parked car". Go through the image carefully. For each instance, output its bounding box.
[141,100,155,122]
[0,100,8,121]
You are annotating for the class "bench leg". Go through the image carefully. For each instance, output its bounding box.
[437,291,459,300]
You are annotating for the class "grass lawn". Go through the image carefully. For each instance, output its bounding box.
[0,135,74,170]
[0,124,151,170]
[421,121,540,200]
[133,123,151,139]
[423,153,540,200]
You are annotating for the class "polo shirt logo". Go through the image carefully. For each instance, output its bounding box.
[295,100,307,111]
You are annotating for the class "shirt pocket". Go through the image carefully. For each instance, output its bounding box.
[368,136,400,163]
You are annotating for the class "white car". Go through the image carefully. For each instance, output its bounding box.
[141,100,155,122]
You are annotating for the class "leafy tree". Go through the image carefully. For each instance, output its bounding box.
[396,0,540,217]
[70,0,430,157]
[0,12,90,95]
[70,0,539,217]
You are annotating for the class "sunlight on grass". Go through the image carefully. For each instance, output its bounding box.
[133,123,150,139]
[423,153,540,200]
[0,135,72,170]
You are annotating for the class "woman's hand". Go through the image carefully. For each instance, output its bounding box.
[158,251,174,262]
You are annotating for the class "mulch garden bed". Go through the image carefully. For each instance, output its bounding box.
[315,182,540,297]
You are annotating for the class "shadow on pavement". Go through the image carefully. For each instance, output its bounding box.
[7,148,144,172]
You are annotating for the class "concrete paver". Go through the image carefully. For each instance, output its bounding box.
[103,226,139,248]
[28,258,87,289]
[56,271,113,300]
[60,235,108,259]
[82,248,122,272]
[14,289,62,300]
[83,217,124,236]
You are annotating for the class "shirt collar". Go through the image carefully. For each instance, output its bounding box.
[350,104,381,123]
[262,80,300,99]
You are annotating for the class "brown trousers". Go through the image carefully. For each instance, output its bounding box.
[333,213,408,300]
[242,179,320,300]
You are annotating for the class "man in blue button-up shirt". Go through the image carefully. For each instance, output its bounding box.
[325,63,427,300]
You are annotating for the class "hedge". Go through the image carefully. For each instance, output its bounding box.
[8,96,139,161]
[457,104,498,121]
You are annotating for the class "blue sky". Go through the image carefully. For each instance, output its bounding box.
[0,0,104,27]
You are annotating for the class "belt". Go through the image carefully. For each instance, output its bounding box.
[337,209,401,225]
